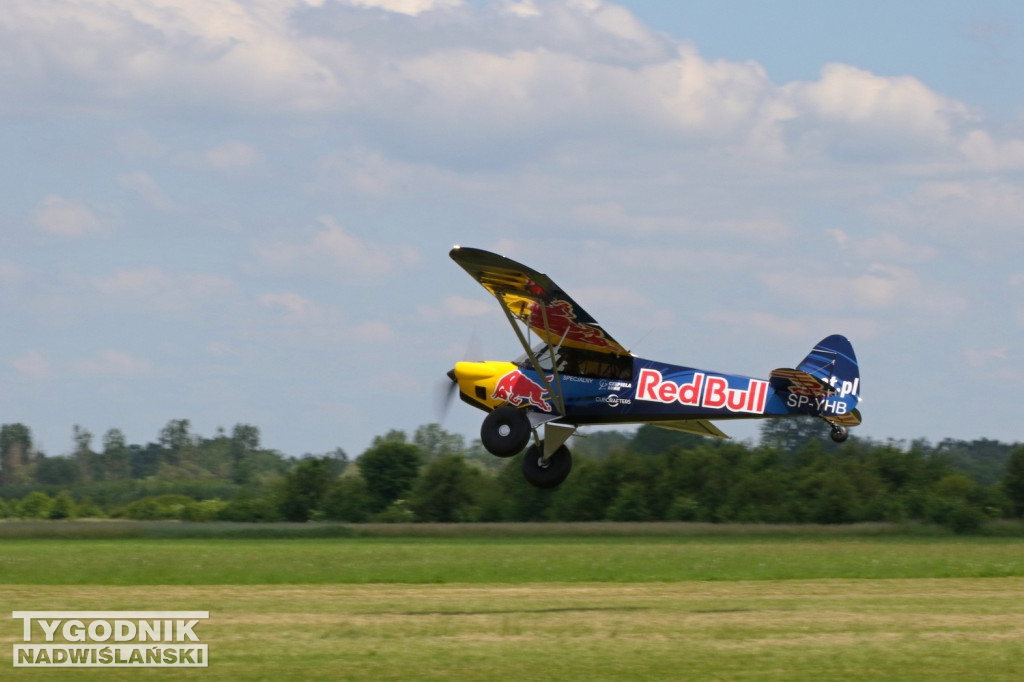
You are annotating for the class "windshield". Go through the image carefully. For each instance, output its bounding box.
[514,344,632,380]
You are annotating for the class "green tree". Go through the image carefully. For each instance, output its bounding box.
[631,424,704,456]
[407,455,479,522]
[0,423,32,486]
[49,491,77,519]
[73,424,102,482]
[413,424,465,462]
[606,481,652,521]
[218,487,283,522]
[230,424,261,484]
[102,428,131,481]
[17,491,52,519]
[279,457,334,522]
[34,456,81,486]
[159,419,196,465]
[358,440,422,513]
[760,418,833,454]
[321,476,372,522]
[1003,446,1024,518]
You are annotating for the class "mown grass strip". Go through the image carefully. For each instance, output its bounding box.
[5,581,1024,681]
[6,519,1024,540]
[2,536,1024,584]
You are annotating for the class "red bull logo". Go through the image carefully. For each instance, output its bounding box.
[528,300,614,350]
[492,370,552,412]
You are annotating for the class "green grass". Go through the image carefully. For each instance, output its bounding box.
[2,535,1024,584]
[3,527,1024,680]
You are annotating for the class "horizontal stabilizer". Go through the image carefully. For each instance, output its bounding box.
[653,419,729,439]
[827,408,862,427]
[770,368,833,398]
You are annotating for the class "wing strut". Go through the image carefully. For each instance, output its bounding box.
[495,290,566,416]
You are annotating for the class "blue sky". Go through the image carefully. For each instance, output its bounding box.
[3,0,1023,458]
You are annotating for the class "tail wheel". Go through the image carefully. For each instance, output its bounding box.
[480,405,531,457]
[521,442,572,489]
[830,424,849,443]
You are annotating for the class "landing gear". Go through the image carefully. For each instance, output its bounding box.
[521,442,573,489]
[830,424,849,443]
[480,406,531,457]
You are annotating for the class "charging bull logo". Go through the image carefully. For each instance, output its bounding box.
[528,300,615,350]
[492,370,552,412]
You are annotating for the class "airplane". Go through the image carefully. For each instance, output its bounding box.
[444,246,862,489]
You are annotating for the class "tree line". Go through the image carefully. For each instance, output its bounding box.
[1,419,1024,533]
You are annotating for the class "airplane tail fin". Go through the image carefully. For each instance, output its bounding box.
[796,334,860,399]
[770,335,862,427]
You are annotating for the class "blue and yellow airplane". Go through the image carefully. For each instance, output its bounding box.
[445,246,862,488]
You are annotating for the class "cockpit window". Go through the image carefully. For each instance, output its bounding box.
[514,344,632,380]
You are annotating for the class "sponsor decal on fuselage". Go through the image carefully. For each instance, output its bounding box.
[599,380,632,392]
[635,368,768,414]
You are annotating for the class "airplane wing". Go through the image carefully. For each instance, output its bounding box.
[653,420,730,439]
[450,246,630,356]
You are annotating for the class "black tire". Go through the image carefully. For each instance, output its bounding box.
[521,442,572,489]
[480,406,531,457]
[830,425,849,443]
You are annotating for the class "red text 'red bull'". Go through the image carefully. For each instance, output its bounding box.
[636,369,768,414]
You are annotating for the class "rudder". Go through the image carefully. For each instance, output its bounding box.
[797,334,860,399]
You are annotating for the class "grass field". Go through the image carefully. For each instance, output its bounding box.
[3,523,1024,680]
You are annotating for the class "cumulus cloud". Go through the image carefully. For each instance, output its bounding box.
[258,218,418,279]
[347,0,462,15]
[874,179,1024,241]
[11,350,51,379]
[118,171,177,211]
[32,195,103,237]
[0,0,1000,172]
[419,296,496,318]
[259,292,325,322]
[76,349,153,376]
[94,267,237,311]
[203,141,262,170]
[762,264,967,316]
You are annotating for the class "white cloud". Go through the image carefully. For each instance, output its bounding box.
[118,171,177,211]
[831,229,941,264]
[874,179,1024,241]
[762,265,967,316]
[347,0,461,15]
[259,292,324,322]
[959,129,1024,171]
[352,320,394,342]
[11,350,51,379]
[258,218,418,279]
[32,195,103,237]
[570,202,791,240]
[0,0,990,173]
[784,63,971,142]
[965,345,1008,368]
[76,349,153,376]
[204,141,262,170]
[420,296,496,318]
[94,267,236,311]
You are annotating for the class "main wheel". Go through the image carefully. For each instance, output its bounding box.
[830,425,849,443]
[480,405,531,457]
[521,442,572,489]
